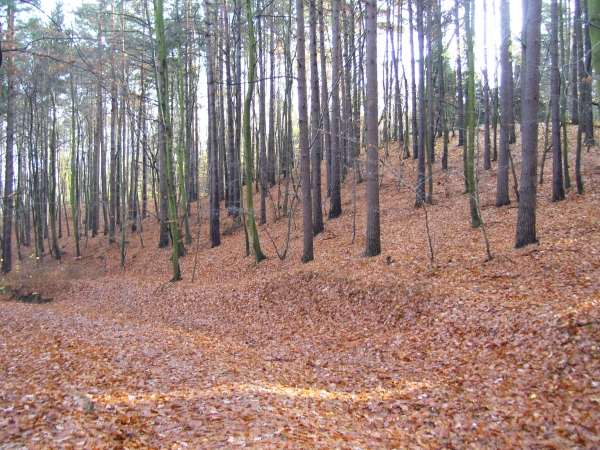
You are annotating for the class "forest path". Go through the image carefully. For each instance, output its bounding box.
[1,263,599,448]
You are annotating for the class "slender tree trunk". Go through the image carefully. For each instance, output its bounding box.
[497,0,512,207]
[329,0,342,218]
[425,7,434,204]
[109,37,118,244]
[572,0,580,125]
[415,0,426,207]
[49,93,61,260]
[365,0,380,257]
[515,0,542,248]
[245,0,266,264]
[309,0,324,236]
[258,6,267,225]
[152,0,182,279]
[551,0,565,202]
[582,0,594,145]
[225,0,240,217]
[2,8,15,273]
[177,17,191,244]
[483,0,491,171]
[69,69,81,257]
[409,0,418,160]
[319,1,332,195]
[465,0,481,228]
[455,0,464,147]
[267,17,276,188]
[92,22,103,238]
[296,0,314,263]
[560,0,571,189]
[438,0,448,171]
[206,0,221,248]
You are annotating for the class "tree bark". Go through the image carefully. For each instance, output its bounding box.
[309,0,324,236]
[245,0,266,265]
[515,0,542,248]
[2,8,15,273]
[551,0,565,202]
[465,0,481,228]
[365,0,380,257]
[206,0,221,248]
[329,0,342,219]
[296,0,314,263]
[496,0,512,207]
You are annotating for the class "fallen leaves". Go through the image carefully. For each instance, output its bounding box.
[1,134,600,448]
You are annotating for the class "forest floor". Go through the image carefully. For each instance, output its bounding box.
[1,131,599,449]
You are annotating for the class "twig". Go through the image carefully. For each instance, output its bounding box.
[381,159,434,264]
[191,197,205,283]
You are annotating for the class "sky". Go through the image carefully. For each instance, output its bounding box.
[37,0,525,49]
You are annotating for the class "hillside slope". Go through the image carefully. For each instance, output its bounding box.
[1,135,599,448]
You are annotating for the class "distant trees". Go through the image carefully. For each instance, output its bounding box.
[0,0,593,278]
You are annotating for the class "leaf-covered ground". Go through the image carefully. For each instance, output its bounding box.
[1,134,599,448]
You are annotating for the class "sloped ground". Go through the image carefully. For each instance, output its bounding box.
[1,135,599,448]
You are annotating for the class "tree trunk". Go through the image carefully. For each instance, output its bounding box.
[455,0,464,147]
[329,0,342,218]
[409,0,418,160]
[258,6,267,225]
[551,0,565,202]
[309,0,324,236]
[319,1,332,193]
[483,0,491,171]
[152,0,182,279]
[296,0,314,263]
[49,93,61,260]
[92,22,103,238]
[465,0,481,228]
[206,0,221,248]
[365,0,380,257]
[515,0,542,248]
[496,0,512,207]
[2,8,15,274]
[245,0,266,265]
[415,0,426,207]
[69,68,81,257]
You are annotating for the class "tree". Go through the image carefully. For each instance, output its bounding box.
[408,0,418,160]
[465,0,481,228]
[206,0,221,248]
[496,0,512,207]
[364,0,380,257]
[328,0,342,219]
[550,0,565,202]
[1,6,15,274]
[152,0,183,280]
[515,0,542,248]
[414,0,426,207]
[244,0,266,265]
[318,0,332,194]
[49,92,61,260]
[69,64,81,258]
[309,0,324,236]
[296,0,314,263]
[455,0,464,148]
[482,0,491,171]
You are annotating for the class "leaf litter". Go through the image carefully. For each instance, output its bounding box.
[1,134,599,448]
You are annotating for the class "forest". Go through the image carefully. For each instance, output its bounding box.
[0,0,599,447]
